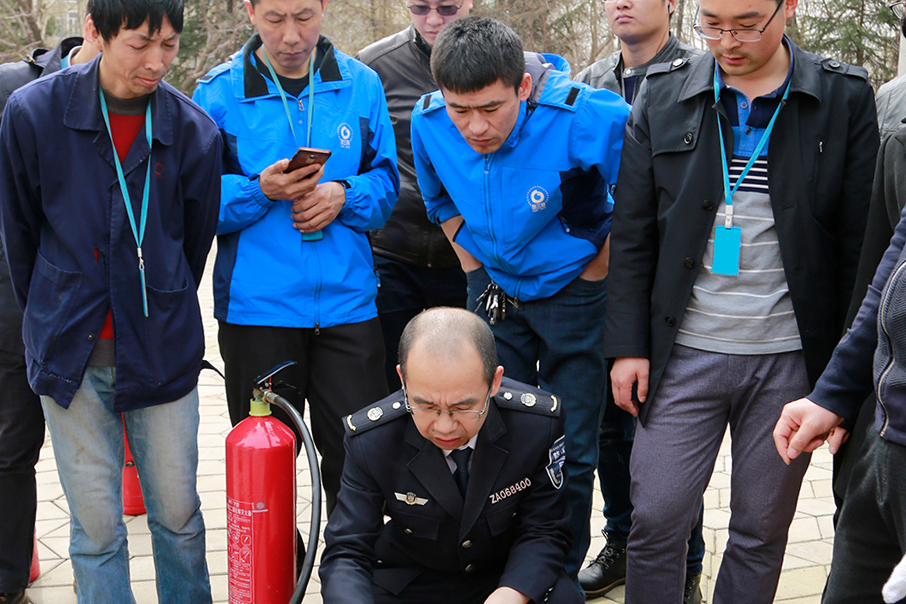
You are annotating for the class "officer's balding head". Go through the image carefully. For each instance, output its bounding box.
[398,308,498,388]
[397,308,503,450]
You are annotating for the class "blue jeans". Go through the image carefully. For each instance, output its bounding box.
[41,367,211,604]
[467,268,607,579]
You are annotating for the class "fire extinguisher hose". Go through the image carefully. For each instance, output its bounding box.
[261,390,322,604]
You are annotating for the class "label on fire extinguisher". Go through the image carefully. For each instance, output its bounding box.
[228,497,267,604]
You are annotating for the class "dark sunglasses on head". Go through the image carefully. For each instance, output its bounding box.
[407,2,463,16]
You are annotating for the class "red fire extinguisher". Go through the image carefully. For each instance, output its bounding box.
[29,534,39,583]
[226,395,297,604]
[221,360,321,604]
[123,421,146,516]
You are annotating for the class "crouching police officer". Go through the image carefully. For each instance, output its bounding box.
[320,307,582,604]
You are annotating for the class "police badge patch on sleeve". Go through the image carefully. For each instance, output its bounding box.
[546,435,566,489]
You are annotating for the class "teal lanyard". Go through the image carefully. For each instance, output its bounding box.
[713,69,790,229]
[99,88,152,317]
[261,49,316,146]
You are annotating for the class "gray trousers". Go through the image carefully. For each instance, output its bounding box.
[625,345,811,604]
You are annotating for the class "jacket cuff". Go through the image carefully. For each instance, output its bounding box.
[243,177,273,208]
[433,202,461,225]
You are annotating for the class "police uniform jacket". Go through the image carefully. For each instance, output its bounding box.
[603,37,879,423]
[319,377,570,603]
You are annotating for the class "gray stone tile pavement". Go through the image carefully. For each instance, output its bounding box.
[25,251,834,603]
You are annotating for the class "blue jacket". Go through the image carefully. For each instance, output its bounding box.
[0,56,222,410]
[192,35,399,329]
[411,53,629,301]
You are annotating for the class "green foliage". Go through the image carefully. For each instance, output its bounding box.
[45,14,56,38]
[166,0,254,94]
[795,0,901,89]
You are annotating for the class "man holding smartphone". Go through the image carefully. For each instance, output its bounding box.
[192,0,399,516]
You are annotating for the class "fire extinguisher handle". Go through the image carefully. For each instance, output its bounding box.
[262,390,322,603]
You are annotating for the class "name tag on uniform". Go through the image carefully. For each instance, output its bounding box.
[395,492,428,506]
[712,226,741,276]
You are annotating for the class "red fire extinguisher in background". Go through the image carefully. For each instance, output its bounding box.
[123,420,146,516]
[224,361,321,604]
[29,534,39,583]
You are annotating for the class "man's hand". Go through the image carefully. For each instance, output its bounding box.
[440,216,483,272]
[611,357,649,417]
[291,181,346,233]
[579,233,610,281]
[483,586,530,604]
[773,398,848,465]
[259,158,323,202]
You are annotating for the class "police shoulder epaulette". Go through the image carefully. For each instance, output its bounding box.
[648,57,689,78]
[494,382,561,417]
[821,58,868,81]
[344,393,409,436]
[196,61,231,84]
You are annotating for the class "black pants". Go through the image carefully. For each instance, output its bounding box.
[824,425,906,604]
[373,255,466,391]
[219,319,388,516]
[0,349,44,592]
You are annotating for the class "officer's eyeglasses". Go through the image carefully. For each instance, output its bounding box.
[892,0,906,19]
[404,386,492,422]
[407,1,464,16]
[693,0,784,42]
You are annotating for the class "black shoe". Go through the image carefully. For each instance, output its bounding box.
[683,573,702,604]
[0,592,29,604]
[578,542,627,599]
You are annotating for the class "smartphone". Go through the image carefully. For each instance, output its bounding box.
[284,147,332,173]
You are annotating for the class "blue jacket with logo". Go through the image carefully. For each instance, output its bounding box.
[192,35,399,328]
[411,53,629,301]
[0,56,222,410]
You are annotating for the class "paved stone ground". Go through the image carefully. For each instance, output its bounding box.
[25,251,835,604]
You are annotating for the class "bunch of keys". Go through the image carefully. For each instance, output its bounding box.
[475,282,514,325]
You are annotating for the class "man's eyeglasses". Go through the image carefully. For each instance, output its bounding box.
[407,1,463,16]
[404,386,492,422]
[693,0,784,42]
[892,0,905,20]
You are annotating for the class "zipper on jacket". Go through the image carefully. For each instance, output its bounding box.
[876,259,906,436]
[310,237,324,335]
[484,155,497,260]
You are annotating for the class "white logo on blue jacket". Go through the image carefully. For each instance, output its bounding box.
[338,123,353,148]
[527,186,548,212]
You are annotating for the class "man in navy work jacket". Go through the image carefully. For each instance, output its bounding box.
[604,0,878,601]
[192,0,399,516]
[410,16,630,580]
[0,1,221,602]
[320,307,582,604]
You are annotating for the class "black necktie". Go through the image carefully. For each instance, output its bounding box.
[450,448,472,497]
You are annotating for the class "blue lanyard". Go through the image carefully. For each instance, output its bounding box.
[713,69,790,229]
[260,49,316,147]
[99,88,152,317]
